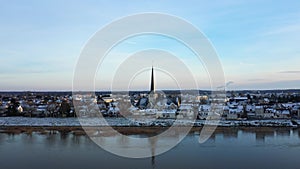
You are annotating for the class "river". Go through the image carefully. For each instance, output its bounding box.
[1,128,300,169]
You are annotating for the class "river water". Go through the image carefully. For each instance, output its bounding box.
[1,128,300,169]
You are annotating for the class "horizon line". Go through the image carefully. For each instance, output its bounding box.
[1,88,300,92]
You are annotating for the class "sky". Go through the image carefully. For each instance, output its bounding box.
[0,0,300,91]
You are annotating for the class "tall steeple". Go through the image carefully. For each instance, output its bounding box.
[150,66,154,93]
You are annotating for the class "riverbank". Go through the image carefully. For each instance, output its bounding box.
[0,117,299,127]
[0,125,297,136]
[0,117,300,136]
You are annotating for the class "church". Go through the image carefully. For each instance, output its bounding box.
[130,66,181,113]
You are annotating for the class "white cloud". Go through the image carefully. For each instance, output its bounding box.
[279,71,300,74]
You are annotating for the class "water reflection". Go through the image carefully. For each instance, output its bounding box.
[1,128,300,169]
[276,128,291,137]
[2,128,299,147]
[149,137,157,169]
[222,129,238,139]
[255,130,275,142]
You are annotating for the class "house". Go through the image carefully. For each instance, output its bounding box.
[227,113,238,120]
[255,106,264,118]
[107,106,120,117]
[198,104,210,120]
[246,105,255,112]
[156,109,176,119]
[275,109,290,118]
[178,104,194,119]
[291,105,300,117]
[264,108,276,118]
[233,97,248,103]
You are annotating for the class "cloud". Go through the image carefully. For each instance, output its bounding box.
[0,67,60,75]
[278,71,300,74]
[226,81,234,87]
[234,79,300,90]
[263,24,300,36]
[247,78,265,82]
[216,81,234,89]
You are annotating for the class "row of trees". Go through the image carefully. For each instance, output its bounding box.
[1,100,73,117]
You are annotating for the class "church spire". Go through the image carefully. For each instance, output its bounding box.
[150,66,154,93]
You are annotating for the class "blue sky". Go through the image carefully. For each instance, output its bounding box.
[0,0,300,90]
